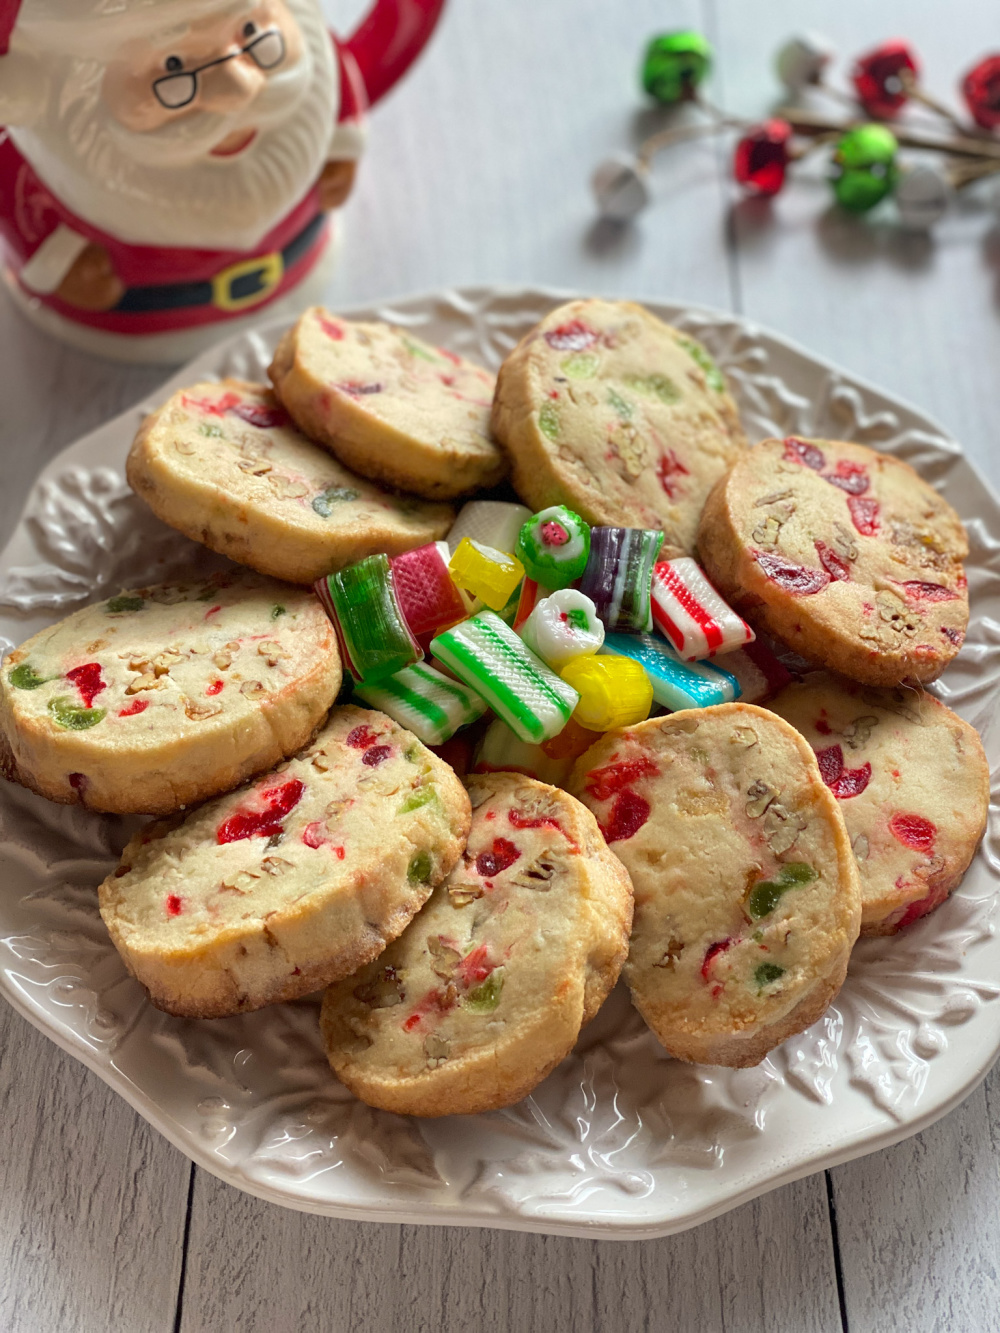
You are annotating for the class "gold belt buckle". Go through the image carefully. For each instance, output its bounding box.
[211,251,284,312]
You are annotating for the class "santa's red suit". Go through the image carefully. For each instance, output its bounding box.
[0,0,443,346]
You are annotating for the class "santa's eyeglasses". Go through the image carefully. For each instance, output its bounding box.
[152,29,286,110]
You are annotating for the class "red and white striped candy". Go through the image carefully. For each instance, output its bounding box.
[651,558,754,660]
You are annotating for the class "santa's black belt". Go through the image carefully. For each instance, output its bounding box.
[114,212,325,314]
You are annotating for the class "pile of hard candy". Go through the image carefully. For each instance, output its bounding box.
[315,498,788,784]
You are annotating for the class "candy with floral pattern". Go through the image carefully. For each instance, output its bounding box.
[515,505,591,589]
[519,589,605,669]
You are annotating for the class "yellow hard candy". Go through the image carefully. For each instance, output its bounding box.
[560,655,653,731]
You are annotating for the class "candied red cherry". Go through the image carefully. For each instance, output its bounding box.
[851,41,918,119]
[962,54,1000,130]
[733,119,793,197]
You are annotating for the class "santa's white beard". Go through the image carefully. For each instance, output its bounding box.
[9,0,338,252]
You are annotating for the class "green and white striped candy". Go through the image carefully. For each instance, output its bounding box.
[354,662,487,745]
[431,611,579,744]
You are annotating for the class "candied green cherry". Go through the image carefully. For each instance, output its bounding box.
[560,352,599,379]
[676,336,725,393]
[463,970,504,1013]
[8,663,48,690]
[754,962,785,988]
[407,850,433,883]
[747,862,817,919]
[399,786,440,815]
[624,373,681,405]
[106,594,145,614]
[47,697,106,730]
[538,402,560,441]
[313,486,361,517]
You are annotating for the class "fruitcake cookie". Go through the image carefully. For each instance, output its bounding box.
[697,435,969,686]
[568,704,861,1067]
[490,299,746,554]
[99,706,471,1018]
[320,772,634,1116]
[769,672,989,935]
[127,380,453,585]
[0,571,341,815]
[269,309,507,500]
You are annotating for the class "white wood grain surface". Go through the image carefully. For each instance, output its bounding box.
[1,0,999,1329]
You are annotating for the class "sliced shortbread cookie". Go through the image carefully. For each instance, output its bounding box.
[697,436,969,685]
[269,309,508,500]
[320,772,633,1116]
[0,571,340,814]
[99,706,471,1018]
[569,704,861,1067]
[491,299,747,554]
[127,379,453,585]
[769,672,988,934]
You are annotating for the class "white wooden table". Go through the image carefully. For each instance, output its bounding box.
[2,1,999,1328]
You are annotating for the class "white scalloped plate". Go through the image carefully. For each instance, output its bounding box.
[1,288,998,1240]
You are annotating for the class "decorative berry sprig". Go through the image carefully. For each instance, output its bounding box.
[592,31,1000,230]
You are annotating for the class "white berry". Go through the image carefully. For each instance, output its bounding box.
[591,154,650,221]
[775,34,835,93]
[895,164,951,229]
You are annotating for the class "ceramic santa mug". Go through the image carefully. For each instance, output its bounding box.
[0,0,445,362]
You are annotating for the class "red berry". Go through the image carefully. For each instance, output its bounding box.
[851,41,919,119]
[733,119,792,196]
[962,55,1000,130]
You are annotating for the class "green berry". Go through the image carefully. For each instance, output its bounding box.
[641,31,712,104]
[830,125,898,213]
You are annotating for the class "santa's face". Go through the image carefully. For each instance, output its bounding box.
[10,0,338,251]
[102,1,306,160]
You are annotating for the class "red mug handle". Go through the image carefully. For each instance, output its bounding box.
[342,0,446,109]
